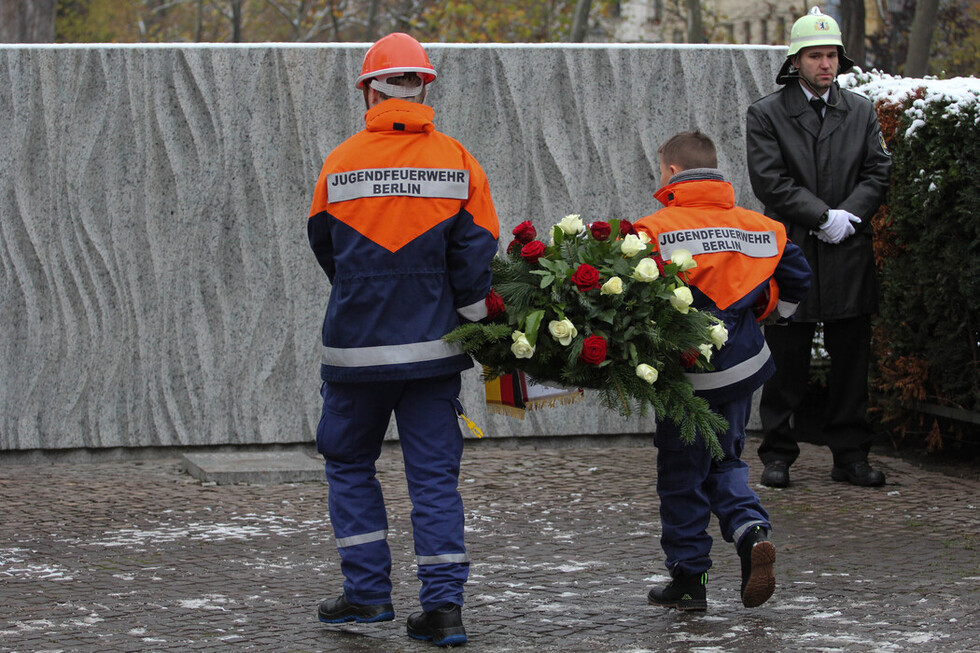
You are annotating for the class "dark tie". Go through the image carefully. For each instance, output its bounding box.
[810,96,825,122]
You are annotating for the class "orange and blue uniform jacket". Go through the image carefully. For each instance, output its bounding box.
[308,99,500,383]
[636,169,811,404]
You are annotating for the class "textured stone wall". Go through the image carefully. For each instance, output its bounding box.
[0,43,785,450]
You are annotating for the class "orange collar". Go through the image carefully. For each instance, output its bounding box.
[365,99,435,134]
[654,178,735,210]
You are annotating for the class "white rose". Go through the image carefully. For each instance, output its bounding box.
[558,214,584,235]
[699,343,714,363]
[548,319,578,346]
[635,363,659,384]
[670,286,694,314]
[600,276,624,295]
[638,231,652,244]
[632,258,660,282]
[621,234,645,257]
[671,248,698,271]
[709,323,729,349]
[511,331,535,359]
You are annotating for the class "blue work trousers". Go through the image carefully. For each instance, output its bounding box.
[316,373,469,611]
[655,393,769,578]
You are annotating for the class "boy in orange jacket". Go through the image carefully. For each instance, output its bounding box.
[635,131,811,610]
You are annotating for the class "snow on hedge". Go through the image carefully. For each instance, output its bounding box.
[840,70,980,138]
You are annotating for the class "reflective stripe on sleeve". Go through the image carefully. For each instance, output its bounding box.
[323,340,464,368]
[456,298,487,322]
[685,343,771,392]
[335,529,388,548]
[416,553,470,565]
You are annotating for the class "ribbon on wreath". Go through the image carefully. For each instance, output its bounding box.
[484,369,583,419]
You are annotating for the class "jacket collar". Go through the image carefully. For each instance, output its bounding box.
[365,99,435,134]
[654,169,735,208]
[783,82,847,138]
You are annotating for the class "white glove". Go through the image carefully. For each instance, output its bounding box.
[818,209,861,244]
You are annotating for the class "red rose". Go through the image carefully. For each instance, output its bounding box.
[571,264,601,292]
[485,289,505,320]
[579,335,607,365]
[512,220,537,244]
[590,221,612,241]
[520,240,547,264]
[652,253,666,275]
[680,349,699,368]
[507,239,522,255]
[619,219,637,236]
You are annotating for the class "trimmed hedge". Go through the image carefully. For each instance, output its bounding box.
[844,73,980,449]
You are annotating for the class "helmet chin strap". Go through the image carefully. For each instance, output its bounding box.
[802,77,843,108]
[795,63,842,107]
[799,73,822,96]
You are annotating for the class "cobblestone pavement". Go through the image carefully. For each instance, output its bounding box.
[1,436,978,652]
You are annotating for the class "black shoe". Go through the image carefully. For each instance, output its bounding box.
[647,572,708,611]
[407,603,467,647]
[831,461,885,486]
[760,461,790,488]
[738,526,775,608]
[318,595,394,624]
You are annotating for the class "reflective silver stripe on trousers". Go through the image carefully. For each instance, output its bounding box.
[335,529,388,548]
[733,520,768,547]
[685,342,771,392]
[416,553,470,565]
[323,340,464,368]
[456,298,487,322]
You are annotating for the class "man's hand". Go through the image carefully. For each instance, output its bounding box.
[817,209,861,244]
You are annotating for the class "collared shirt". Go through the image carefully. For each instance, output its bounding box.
[798,81,830,118]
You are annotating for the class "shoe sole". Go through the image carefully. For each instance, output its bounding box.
[319,610,395,624]
[830,468,886,486]
[760,470,789,488]
[647,595,707,611]
[408,630,468,646]
[760,478,789,488]
[741,541,776,608]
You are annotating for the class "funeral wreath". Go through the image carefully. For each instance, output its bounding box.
[445,215,729,458]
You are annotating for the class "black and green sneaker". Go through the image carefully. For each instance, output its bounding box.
[647,572,708,611]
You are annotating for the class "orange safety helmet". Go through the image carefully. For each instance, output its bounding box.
[356,32,437,89]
